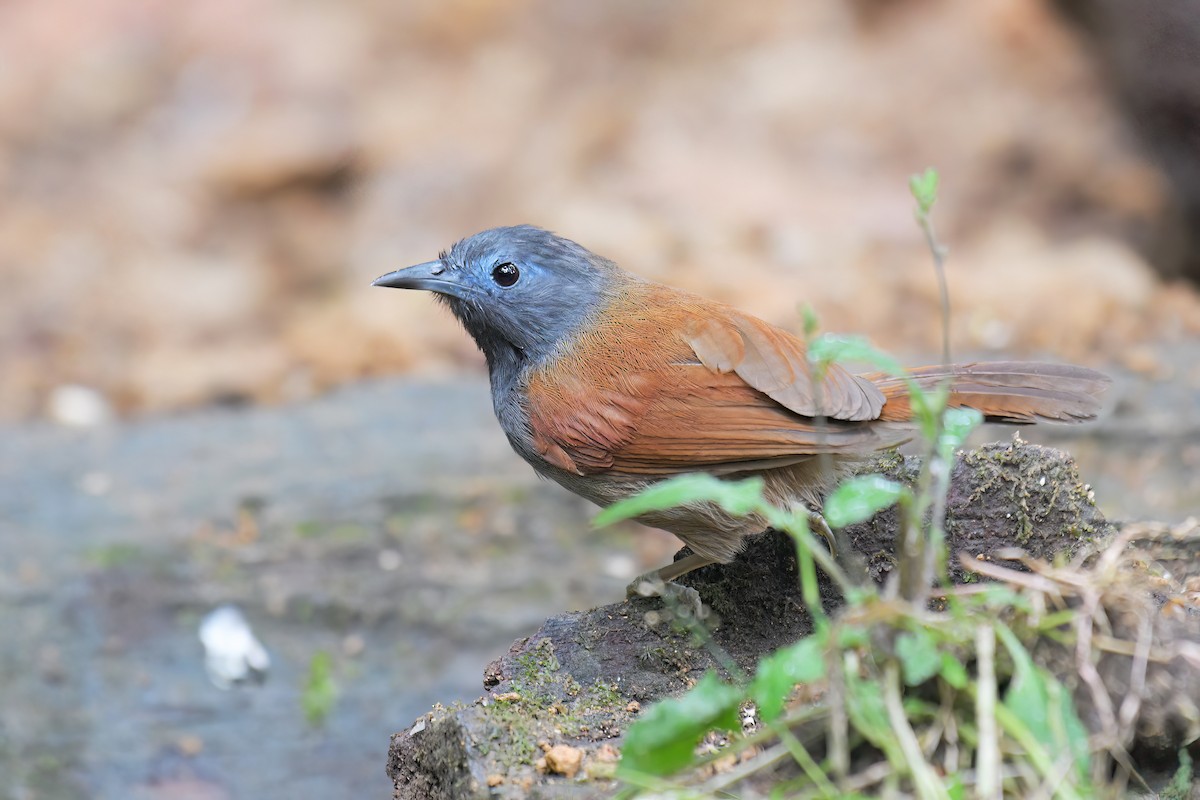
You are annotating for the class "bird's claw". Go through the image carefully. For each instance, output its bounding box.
[626,576,706,620]
[808,510,839,556]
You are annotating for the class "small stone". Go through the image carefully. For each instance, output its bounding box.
[176,735,204,757]
[603,554,635,578]
[543,744,584,779]
[741,705,758,731]
[341,633,366,658]
[1121,346,1170,378]
[47,384,112,427]
[37,645,65,684]
[625,700,641,713]
[483,661,504,689]
[17,560,42,586]
[713,753,738,773]
[593,743,620,762]
[79,471,112,496]
[198,604,271,690]
[492,692,521,703]
[486,774,504,787]
[377,549,402,571]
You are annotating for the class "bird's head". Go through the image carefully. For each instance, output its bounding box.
[373,226,618,368]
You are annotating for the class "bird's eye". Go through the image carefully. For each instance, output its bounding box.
[491,262,520,287]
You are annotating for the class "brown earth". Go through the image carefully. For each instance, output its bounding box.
[3,0,1199,421]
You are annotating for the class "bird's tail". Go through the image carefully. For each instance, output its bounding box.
[866,362,1110,423]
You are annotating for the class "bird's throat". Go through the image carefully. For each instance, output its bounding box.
[439,295,529,396]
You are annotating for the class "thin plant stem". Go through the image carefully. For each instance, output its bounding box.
[975,624,1001,800]
[914,203,952,367]
[776,723,840,797]
[883,662,951,800]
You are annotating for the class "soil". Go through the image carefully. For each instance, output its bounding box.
[3,0,1200,421]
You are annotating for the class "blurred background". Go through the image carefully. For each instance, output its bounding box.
[2,0,1199,797]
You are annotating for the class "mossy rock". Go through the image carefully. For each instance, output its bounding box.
[388,438,1113,798]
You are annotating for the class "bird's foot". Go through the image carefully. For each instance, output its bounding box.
[624,552,716,613]
[626,575,706,620]
[625,573,663,600]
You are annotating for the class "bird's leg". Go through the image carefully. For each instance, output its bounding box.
[655,552,717,584]
[626,552,715,597]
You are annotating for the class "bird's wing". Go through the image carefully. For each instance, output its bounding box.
[525,305,897,477]
[685,312,885,422]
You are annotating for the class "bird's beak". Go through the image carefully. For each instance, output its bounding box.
[372,261,472,299]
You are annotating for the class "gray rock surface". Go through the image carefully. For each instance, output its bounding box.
[0,380,630,799]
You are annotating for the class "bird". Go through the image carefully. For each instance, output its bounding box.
[373,225,1109,591]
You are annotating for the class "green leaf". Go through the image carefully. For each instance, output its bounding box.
[593,474,764,527]
[1167,748,1193,799]
[302,650,338,726]
[800,303,820,339]
[909,167,939,215]
[617,671,742,777]
[909,380,950,440]
[945,772,967,800]
[824,475,907,528]
[838,625,870,649]
[843,668,892,746]
[938,407,982,461]
[751,634,827,722]
[939,652,968,690]
[996,625,1091,780]
[808,334,907,378]
[896,629,942,686]
[970,584,1034,614]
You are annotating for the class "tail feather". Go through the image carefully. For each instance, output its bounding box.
[867,362,1110,423]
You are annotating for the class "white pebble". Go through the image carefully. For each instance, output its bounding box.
[378,549,403,571]
[198,604,270,690]
[602,554,636,579]
[48,384,112,428]
[79,471,112,496]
